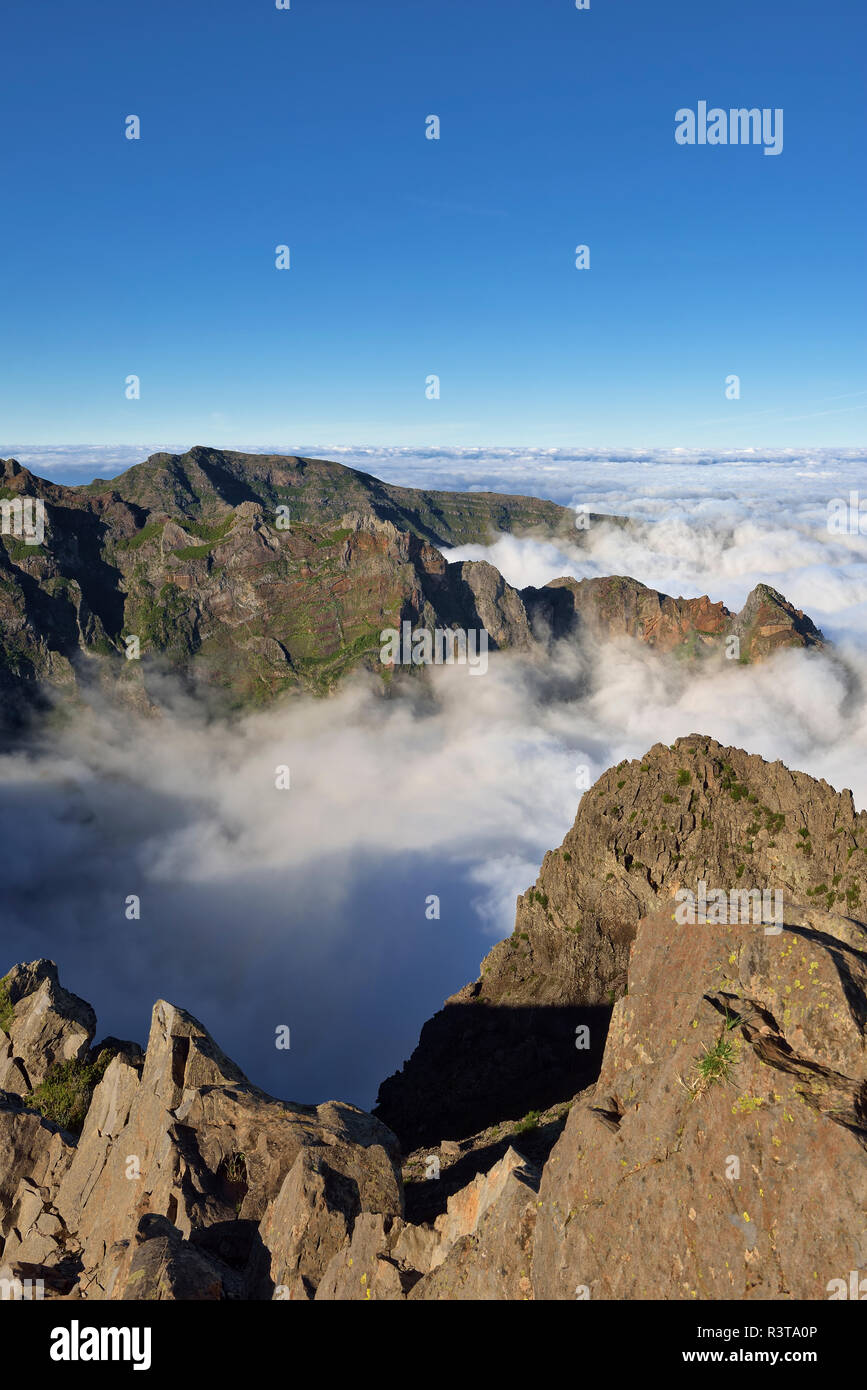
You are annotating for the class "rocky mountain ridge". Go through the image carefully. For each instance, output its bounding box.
[1,737,863,1300]
[375,734,866,1145]
[0,450,822,725]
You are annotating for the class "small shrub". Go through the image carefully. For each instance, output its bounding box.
[24,1050,115,1134]
[514,1109,541,1135]
[224,1151,247,1185]
[691,1030,738,1097]
[0,975,13,1034]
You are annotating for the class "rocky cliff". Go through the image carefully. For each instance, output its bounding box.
[376,735,865,1145]
[1,738,863,1300]
[524,575,823,660]
[0,450,822,725]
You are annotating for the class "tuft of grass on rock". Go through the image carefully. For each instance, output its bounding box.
[696,1035,737,1089]
[514,1109,541,1135]
[24,1049,116,1133]
[0,975,14,1034]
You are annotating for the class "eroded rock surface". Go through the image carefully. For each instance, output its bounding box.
[0,960,95,1096]
[1,738,863,1300]
[0,451,821,725]
[376,735,867,1142]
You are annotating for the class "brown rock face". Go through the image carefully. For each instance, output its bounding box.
[523,576,823,662]
[375,735,866,1145]
[531,901,867,1299]
[0,451,822,726]
[0,960,96,1096]
[1,741,862,1301]
[0,983,402,1300]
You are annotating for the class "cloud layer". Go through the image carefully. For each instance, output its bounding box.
[1,446,865,1111]
[3,624,866,1112]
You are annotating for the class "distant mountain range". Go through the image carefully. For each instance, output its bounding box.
[0,447,823,724]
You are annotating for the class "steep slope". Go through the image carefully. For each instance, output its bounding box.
[530,897,866,1299]
[83,446,590,548]
[0,450,824,723]
[522,575,824,660]
[0,450,598,719]
[375,734,866,1146]
[2,742,863,1301]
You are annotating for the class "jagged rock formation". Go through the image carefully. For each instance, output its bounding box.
[0,977,402,1300]
[1,739,863,1300]
[0,450,821,725]
[375,735,865,1144]
[531,900,866,1298]
[0,961,96,1097]
[524,575,823,659]
[0,450,584,719]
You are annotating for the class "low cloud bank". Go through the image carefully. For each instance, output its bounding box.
[1,446,865,1107]
[2,619,866,1110]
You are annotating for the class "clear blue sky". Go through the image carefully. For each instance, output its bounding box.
[0,0,864,450]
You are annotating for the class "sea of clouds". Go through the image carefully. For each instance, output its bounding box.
[1,445,865,1109]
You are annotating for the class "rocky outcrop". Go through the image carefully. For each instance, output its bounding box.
[1,740,863,1300]
[0,980,401,1301]
[249,1141,403,1300]
[0,961,95,1096]
[522,575,823,662]
[531,898,867,1299]
[375,734,866,1144]
[314,1146,541,1301]
[407,1147,540,1301]
[0,452,821,724]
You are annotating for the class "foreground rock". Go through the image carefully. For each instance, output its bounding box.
[376,734,867,1145]
[532,899,867,1298]
[1,739,863,1300]
[0,980,401,1300]
[0,961,95,1097]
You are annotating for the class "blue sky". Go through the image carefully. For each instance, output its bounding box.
[0,0,864,453]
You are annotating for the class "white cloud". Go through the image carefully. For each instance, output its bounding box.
[1,444,866,1111]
